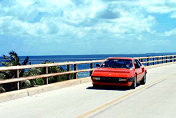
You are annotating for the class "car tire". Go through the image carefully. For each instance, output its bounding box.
[131,76,137,89]
[141,73,146,85]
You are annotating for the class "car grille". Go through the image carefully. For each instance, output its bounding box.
[93,77,127,83]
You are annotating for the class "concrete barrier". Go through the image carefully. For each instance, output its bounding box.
[0,77,91,103]
[0,62,175,103]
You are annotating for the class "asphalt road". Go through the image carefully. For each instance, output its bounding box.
[0,64,176,118]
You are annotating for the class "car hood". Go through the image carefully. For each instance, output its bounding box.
[92,67,134,78]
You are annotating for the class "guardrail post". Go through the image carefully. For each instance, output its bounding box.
[162,57,164,63]
[170,56,172,62]
[67,65,71,80]
[73,64,77,79]
[45,67,49,84]
[138,58,141,62]
[153,57,155,65]
[17,69,20,90]
[147,57,149,66]
[166,56,167,63]
[90,63,93,76]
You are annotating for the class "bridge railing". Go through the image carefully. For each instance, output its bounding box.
[138,55,176,66]
[0,55,176,91]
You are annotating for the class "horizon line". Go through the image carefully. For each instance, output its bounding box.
[1,52,176,57]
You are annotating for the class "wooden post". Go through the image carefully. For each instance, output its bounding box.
[162,57,164,63]
[45,67,49,84]
[153,57,155,65]
[170,56,172,62]
[166,56,167,63]
[17,69,20,90]
[90,63,93,76]
[140,59,143,63]
[67,65,71,80]
[138,58,141,62]
[73,64,77,79]
[147,57,149,66]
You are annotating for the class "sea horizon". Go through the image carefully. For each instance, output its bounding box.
[1,52,176,65]
[1,52,176,57]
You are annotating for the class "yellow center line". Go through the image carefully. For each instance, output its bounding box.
[76,73,176,118]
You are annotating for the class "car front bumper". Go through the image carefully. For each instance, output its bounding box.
[92,81,133,87]
[91,76,135,87]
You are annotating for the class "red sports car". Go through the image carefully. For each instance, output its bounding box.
[91,57,147,89]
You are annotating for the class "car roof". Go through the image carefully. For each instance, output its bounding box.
[107,57,134,60]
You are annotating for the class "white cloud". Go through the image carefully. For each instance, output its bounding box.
[170,12,176,18]
[165,28,176,36]
[0,0,169,42]
[168,0,176,3]
[147,6,174,14]
[17,0,34,7]
[1,0,176,55]
[137,0,176,15]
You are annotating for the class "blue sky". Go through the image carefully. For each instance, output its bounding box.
[0,0,176,56]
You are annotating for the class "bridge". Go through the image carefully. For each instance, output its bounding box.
[0,55,176,118]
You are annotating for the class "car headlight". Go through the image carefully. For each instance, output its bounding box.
[92,77,100,80]
[94,77,100,80]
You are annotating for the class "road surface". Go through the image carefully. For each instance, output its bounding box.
[0,64,176,118]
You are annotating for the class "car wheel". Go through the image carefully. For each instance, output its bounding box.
[141,73,146,85]
[131,76,137,89]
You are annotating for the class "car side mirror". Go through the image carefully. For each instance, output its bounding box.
[96,64,100,67]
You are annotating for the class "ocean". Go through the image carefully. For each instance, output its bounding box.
[0,53,175,78]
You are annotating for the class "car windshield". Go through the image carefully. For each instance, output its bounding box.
[101,59,133,69]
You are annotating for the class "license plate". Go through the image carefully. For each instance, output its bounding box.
[119,78,126,81]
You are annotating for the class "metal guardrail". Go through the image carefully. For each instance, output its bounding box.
[0,55,176,91]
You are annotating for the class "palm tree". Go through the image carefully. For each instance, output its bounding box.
[0,51,29,91]
[24,60,69,86]
[0,51,72,93]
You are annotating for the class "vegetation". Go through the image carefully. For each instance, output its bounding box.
[0,51,71,93]
[0,51,29,92]
[23,60,69,87]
